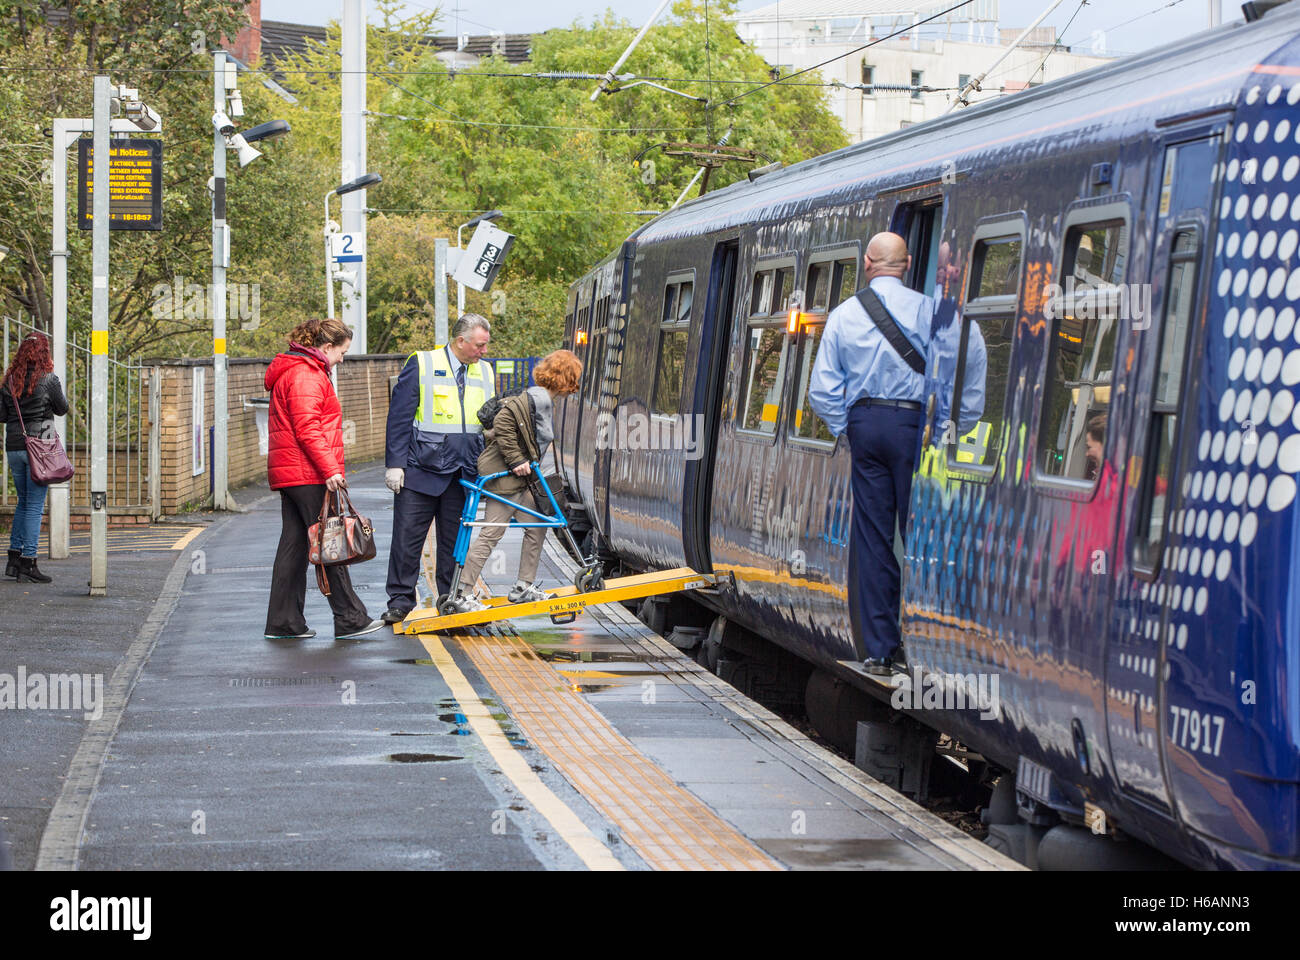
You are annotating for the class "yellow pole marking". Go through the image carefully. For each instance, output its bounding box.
[416,634,624,872]
[91,331,108,355]
[214,338,227,355]
[170,526,204,551]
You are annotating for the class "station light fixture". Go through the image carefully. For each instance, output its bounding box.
[242,119,291,144]
[336,172,382,195]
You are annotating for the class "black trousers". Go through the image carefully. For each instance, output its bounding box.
[385,481,466,613]
[846,403,922,661]
[265,484,371,636]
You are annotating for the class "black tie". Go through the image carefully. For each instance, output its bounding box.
[455,363,466,398]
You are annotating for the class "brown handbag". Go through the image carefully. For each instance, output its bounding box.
[10,396,74,486]
[307,486,376,596]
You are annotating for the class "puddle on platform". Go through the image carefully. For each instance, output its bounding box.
[392,658,436,666]
[439,712,474,736]
[386,753,462,764]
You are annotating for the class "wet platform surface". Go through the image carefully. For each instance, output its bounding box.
[56,464,1017,871]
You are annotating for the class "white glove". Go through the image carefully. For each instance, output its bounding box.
[385,468,404,493]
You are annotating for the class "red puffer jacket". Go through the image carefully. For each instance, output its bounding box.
[264,344,344,489]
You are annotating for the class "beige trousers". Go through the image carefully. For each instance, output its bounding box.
[460,483,547,591]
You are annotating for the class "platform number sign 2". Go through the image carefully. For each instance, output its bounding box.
[330,232,364,264]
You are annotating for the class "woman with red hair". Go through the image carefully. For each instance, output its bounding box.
[447,349,582,611]
[0,332,69,583]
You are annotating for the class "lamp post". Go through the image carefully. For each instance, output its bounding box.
[324,172,381,322]
[455,210,503,318]
[211,50,291,512]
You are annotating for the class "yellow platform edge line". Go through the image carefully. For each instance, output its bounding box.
[416,634,625,872]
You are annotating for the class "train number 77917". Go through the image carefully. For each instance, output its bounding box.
[1168,705,1225,757]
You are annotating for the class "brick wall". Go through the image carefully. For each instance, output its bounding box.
[152,354,403,513]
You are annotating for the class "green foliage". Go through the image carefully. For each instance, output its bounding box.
[0,0,848,364]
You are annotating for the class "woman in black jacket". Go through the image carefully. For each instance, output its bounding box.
[0,332,69,583]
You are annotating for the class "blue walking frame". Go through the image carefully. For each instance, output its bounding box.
[441,462,605,621]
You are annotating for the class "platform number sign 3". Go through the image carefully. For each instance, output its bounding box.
[453,221,515,292]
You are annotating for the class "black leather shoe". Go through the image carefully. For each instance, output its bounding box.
[381,607,410,625]
[4,550,18,580]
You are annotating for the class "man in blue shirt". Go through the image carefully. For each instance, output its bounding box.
[810,232,934,675]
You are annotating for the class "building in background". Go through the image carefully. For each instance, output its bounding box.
[733,0,1114,143]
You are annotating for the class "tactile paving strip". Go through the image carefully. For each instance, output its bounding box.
[457,630,781,871]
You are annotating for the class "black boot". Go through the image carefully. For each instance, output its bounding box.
[16,556,52,584]
[4,550,17,579]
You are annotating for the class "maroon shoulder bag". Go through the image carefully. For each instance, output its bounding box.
[10,394,74,486]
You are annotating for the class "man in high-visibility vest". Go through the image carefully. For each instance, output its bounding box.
[381,314,495,624]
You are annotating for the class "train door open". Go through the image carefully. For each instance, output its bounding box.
[561,281,594,500]
[892,197,944,298]
[1113,131,1219,822]
[575,274,611,521]
[683,239,740,574]
[556,288,578,481]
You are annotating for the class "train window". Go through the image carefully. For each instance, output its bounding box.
[751,272,772,314]
[1135,228,1200,570]
[740,326,788,434]
[808,262,833,311]
[584,295,609,406]
[789,255,859,445]
[948,227,1024,470]
[971,237,1023,300]
[652,279,693,415]
[834,259,858,306]
[1038,214,1129,482]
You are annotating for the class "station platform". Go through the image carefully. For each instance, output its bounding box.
[10,463,1019,871]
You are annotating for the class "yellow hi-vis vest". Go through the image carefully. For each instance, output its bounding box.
[412,346,495,434]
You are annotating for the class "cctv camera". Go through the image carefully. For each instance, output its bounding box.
[212,111,235,136]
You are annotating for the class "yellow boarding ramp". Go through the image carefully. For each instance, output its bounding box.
[399,567,718,634]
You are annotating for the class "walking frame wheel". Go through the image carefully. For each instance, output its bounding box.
[574,561,605,594]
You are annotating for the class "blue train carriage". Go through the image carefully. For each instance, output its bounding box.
[904,9,1300,869]
[556,5,1300,869]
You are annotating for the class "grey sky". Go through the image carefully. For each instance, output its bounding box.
[260,1,1235,57]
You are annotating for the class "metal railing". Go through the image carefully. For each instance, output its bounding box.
[494,356,539,395]
[2,313,150,509]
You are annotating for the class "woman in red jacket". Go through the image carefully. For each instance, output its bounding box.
[263,317,381,641]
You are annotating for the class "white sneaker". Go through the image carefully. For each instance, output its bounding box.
[508,581,549,604]
[446,593,487,614]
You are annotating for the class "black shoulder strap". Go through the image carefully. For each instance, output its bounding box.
[855,286,926,374]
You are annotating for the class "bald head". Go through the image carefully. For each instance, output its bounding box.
[864,232,910,281]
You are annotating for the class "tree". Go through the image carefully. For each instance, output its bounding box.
[0,0,849,362]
